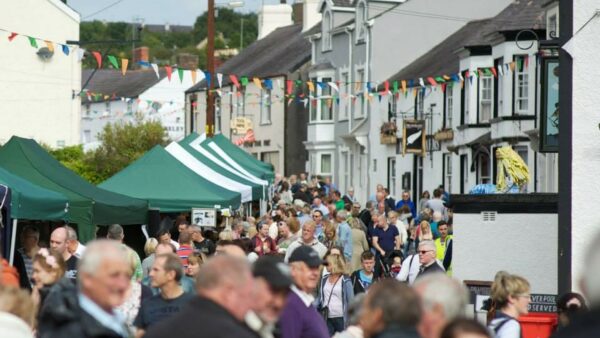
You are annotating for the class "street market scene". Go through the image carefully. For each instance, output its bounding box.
[0,1,599,338]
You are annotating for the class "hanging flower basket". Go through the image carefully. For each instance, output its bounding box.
[380,134,397,144]
[380,121,398,144]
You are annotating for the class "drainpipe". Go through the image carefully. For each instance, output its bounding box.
[345,26,353,132]
[365,18,373,201]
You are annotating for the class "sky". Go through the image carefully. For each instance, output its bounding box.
[68,0,284,26]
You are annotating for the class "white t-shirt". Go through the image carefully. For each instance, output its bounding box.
[323,278,344,318]
[396,254,420,284]
[488,316,521,338]
[394,221,408,245]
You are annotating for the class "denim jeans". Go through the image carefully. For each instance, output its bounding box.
[327,317,345,335]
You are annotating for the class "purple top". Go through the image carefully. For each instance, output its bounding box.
[278,291,329,338]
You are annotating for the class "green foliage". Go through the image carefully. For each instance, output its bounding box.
[46,120,169,184]
[80,9,257,69]
[86,119,170,183]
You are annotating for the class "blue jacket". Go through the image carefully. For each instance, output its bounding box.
[316,275,354,327]
[337,221,353,262]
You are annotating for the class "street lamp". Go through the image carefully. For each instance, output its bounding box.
[206,0,244,138]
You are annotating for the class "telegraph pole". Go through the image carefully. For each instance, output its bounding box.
[206,0,216,137]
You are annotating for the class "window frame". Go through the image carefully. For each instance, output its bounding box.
[322,10,333,52]
[259,88,272,125]
[478,73,493,123]
[355,68,366,119]
[319,152,333,176]
[339,71,349,121]
[443,84,453,128]
[355,1,367,44]
[513,55,530,115]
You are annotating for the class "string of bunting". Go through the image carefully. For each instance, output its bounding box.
[2,28,537,106]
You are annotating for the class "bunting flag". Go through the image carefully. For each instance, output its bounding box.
[307,81,315,92]
[393,81,399,94]
[217,73,223,88]
[401,80,407,94]
[8,32,17,41]
[441,83,447,93]
[286,80,293,95]
[264,78,273,90]
[490,67,497,78]
[419,78,425,88]
[426,77,437,86]
[510,61,516,72]
[44,40,54,53]
[241,76,249,87]
[77,49,86,62]
[165,65,173,81]
[197,69,206,83]
[230,74,240,89]
[178,68,184,83]
[204,72,211,88]
[383,80,390,94]
[28,36,37,48]
[524,55,529,69]
[497,64,504,76]
[253,77,262,89]
[328,81,339,92]
[121,59,128,76]
[151,63,160,78]
[62,44,70,56]
[91,51,102,68]
[107,55,119,69]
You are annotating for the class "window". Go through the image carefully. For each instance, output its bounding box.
[444,84,453,128]
[341,151,348,193]
[340,72,349,120]
[56,140,65,148]
[356,2,367,43]
[479,75,493,123]
[461,71,470,124]
[321,77,333,121]
[494,58,503,118]
[236,87,245,116]
[349,153,354,188]
[477,152,491,184]
[356,69,365,118]
[514,56,529,114]
[444,153,453,193]
[261,151,280,174]
[85,104,91,117]
[460,154,468,194]
[83,130,91,143]
[388,157,396,197]
[514,145,529,192]
[215,96,222,132]
[415,88,424,119]
[127,100,133,113]
[260,88,272,125]
[320,153,332,176]
[322,11,332,51]
[105,101,111,114]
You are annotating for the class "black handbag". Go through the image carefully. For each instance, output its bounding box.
[318,276,341,320]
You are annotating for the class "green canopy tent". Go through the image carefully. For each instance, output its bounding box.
[0,137,148,243]
[199,134,275,182]
[0,166,69,264]
[177,134,266,201]
[0,166,69,220]
[99,146,241,212]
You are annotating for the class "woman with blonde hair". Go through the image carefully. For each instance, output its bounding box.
[116,245,152,334]
[317,253,354,335]
[487,271,531,338]
[348,217,369,272]
[321,222,342,251]
[141,237,158,279]
[418,221,433,241]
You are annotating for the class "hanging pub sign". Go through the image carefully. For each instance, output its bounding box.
[402,120,426,156]
[230,116,253,135]
[540,56,559,152]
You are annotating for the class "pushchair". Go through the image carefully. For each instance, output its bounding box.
[377,250,405,278]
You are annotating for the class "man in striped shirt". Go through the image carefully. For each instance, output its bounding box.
[17,226,40,287]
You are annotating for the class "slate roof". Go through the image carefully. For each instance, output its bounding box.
[186,24,311,93]
[388,0,547,83]
[388,19,494,83]
[81,69,166,103]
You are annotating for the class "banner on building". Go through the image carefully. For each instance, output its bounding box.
[230,117,253,135]
[191,208,216,227]
[402,120,426,156]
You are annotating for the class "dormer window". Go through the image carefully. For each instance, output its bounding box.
[322,11,333,51]
[356,1,367,43]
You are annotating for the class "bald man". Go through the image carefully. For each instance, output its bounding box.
[50,227,78,280]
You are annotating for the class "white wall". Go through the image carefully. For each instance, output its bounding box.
[454,212,558,294]
[258,4,293,39]
[0,0,81,147]
[568,0,600,292]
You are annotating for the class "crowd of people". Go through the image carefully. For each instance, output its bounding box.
[0,173,598,338]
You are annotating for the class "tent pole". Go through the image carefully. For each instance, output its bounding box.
[9,219,17,265]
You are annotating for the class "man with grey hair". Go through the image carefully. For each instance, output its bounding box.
[187,224,215,256]
[38,240,132,338]
[413,274,468,338]
[553,231,600,338]
[144,255,257,338]
[65,225,86,259]
[336,210,353,262]
[416,240,445,279]
[107,224,143,282]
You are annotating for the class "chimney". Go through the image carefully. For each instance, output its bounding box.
[258,3,293,39]
[133,47,149,68]
[176,53,199,70]
[292,2,303,25]
[302,0,322,32]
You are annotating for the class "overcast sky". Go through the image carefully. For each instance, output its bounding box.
[68,0,283,26]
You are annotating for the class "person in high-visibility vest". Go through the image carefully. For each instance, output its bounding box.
[434,221,453,276]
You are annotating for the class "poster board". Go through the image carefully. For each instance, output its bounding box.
[402,120,426,156]
[191,208,216,227]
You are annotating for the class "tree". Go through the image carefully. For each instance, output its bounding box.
[86,119,170,183]
[47,145,103,184]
